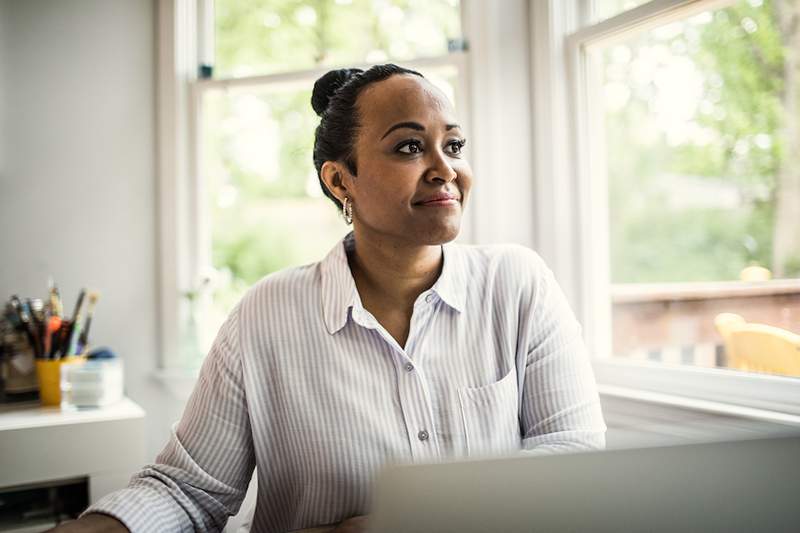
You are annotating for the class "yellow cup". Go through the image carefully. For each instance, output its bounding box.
[35,357,86,406]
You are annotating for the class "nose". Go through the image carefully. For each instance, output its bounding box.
[424,149,457,184]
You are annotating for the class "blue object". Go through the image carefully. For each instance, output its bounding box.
[87,347,116,359]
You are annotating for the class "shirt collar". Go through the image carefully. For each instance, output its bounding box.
[430,241,466,313]
[320,232,360,335]
[320,232,467,335]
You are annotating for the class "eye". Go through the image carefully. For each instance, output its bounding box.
[445,139,466,156]
[397,140,423,154]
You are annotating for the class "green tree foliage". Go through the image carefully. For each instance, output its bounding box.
[683,4,783,190]
[215,0,460,77]
[607,0,799,283]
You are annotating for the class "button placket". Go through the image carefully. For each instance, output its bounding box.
[406,300,436,364]
[390,295,441,460]
[395,359,439,458]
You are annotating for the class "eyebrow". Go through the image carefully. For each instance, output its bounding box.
[380,121,461,140]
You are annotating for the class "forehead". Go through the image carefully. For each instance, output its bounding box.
[356,75,458,134]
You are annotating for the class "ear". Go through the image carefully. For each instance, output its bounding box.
[320,161,353,204]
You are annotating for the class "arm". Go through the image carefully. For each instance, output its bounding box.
[74,307,256,532]
[518,254,607,455]
[47,513,128,532]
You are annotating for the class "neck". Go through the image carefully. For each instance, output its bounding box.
[348,230,443,310]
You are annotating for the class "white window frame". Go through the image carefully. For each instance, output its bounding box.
[533,0,800,419]
[155,0,535,379]
[157,0,199,377]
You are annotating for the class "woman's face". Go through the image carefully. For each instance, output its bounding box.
[347,74,472,246]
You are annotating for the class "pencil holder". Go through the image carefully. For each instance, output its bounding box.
[35,357,85,406]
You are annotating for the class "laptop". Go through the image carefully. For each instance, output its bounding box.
[368,435,800,533]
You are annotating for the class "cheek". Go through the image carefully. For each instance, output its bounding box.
[357,163,419,204]
[455,163,474,189]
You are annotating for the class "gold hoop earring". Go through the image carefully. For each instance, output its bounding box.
[342,196,353,225]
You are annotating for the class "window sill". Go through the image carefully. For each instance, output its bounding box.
[598,384,800,426]
[594,358,800,420]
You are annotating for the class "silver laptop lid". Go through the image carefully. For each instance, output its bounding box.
[369,435,800,533]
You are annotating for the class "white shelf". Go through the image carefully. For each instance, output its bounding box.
[0,397,146,500]
[0,398,145,432]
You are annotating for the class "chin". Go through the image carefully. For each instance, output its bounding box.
[417,221,461,245]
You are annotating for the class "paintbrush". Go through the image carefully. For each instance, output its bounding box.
[48,279,63,318]
[76,291,100,355]
[44,315,62,358]
[64,289,86,357]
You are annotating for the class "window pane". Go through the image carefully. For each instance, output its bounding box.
[197,84,345,352]
[214,0,462,78]
[594,0,800,378]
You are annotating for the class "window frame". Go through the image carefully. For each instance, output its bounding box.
[551,0,800,418]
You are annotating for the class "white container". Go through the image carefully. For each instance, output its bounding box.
[60,358,124,408]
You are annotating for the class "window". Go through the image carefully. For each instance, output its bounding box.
[592,0,652,22]
[157,0,798,417]
[176,0,468,362]
[563,0,800,414]
[599,0,800,374]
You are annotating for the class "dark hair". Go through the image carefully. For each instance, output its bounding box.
[312,63,423,210]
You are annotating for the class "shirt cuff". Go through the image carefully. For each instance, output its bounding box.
[83,486,194,533]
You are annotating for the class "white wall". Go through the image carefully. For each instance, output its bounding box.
[0,0,182,459]
[0,1,6,173]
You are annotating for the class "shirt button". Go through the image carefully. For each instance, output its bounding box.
[418,429,429,441]
[425,293,434,303]
[405,363,414,372]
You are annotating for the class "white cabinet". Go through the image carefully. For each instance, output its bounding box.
[0,399,145,529]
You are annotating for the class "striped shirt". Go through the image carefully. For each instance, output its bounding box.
[85,233,606,532]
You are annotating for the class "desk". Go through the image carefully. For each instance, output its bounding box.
[0,398,145,506]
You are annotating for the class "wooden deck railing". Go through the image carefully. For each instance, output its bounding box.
[610,279,800,367]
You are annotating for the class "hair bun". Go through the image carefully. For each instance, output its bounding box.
[311,68,363,116]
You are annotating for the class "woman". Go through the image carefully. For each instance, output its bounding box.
[57,64,606,533]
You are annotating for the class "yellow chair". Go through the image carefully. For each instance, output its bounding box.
[714,313,800,377]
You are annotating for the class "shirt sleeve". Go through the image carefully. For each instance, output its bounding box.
[82,306,256,532]
[517,251,607,455]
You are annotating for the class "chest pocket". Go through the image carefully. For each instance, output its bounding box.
[458,369,521,457]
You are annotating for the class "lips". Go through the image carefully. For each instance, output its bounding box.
[414,192,460,205]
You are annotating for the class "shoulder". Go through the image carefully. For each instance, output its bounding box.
[236,262,321,320]
[452,242,548,282]
[449,243,557,310]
